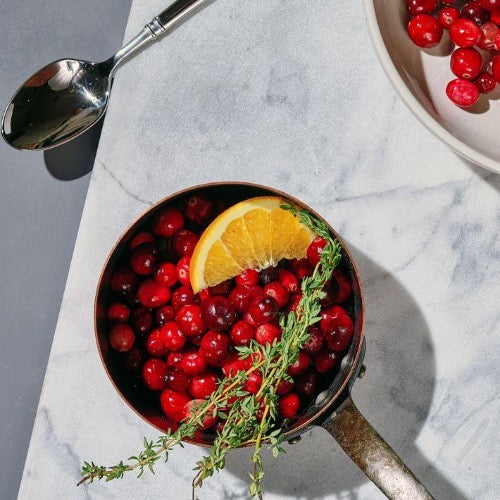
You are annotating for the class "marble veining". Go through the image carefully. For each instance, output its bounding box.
[18,0,499,499]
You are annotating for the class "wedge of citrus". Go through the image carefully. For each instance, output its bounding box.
[190,196,315,292]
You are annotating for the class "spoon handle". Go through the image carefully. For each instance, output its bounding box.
[157,0,209,30]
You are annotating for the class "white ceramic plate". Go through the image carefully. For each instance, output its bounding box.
[364,0,500,174]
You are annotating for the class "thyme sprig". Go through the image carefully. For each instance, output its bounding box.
[79,204,342,498]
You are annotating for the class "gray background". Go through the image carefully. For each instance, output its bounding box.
[0,1,132,497]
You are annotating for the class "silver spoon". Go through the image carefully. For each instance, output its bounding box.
[2,0,209,151]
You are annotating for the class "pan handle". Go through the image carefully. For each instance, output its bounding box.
[321,395,434,499]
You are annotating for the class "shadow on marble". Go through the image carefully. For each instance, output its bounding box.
[463,158,500,192]
[224,247,467,500]
[42,118,103,181]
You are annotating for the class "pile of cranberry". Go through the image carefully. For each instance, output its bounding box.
[105,194,354,433]
[406,0,500,107]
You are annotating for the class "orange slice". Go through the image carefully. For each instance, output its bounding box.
[190,196,315,293]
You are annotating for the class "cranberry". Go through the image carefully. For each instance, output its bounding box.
[479,0,500,9]
[244,371,263,394]
[302,326,324,354]
[155,305,176,325]
[441,0,456,4]
[313,351,340,373]
[230,320,256,346]
[478,22,499,49]
[155,262,178,287]
[235,269,260,287]
[182,400,217,429]
[247,295,279,325]
[130,306,153,334]
[276,378,294,395]
[222,356,249,377]
[172,229,199,257]
[181,352,208,375]
[319,305,347,334]
[167,350,186,370]
[287,352,311,376]
[461,1,489,25]
[107,302,130,322]
[263,282,289,308]
[185,195,215,225]
[446,78,480,107]
[110,268,137,295]
[208,279,233,296]
[109,322,135,352]
[242,310,259,327]
[492,54,500,82]
[152,207,184,237]
[165,369,189,392]
[176,256,191,287]
[408,14,443,48]
[491,7,500,23]
[278,268,299,294]
[278,393,301,419]
[476,72,497,93]
[324,315,354,352]
[160,321,187,350]
[438,7,459,28]
[200,296,236,330]
[175,304,206,336]
[171,285,196,309]
[200,331,231,365]
[142,358,167,391]
[449,18,482,47]
[320,280,340,307]
[296,371,319,399]
[450,47,482,80]
[307,237,327,266]
[259,266,279,286]
[160,389,191,422]
[146,328,169,357]
[188,372,218,399]
[130,243,158,276]
[121,346,142,371]
[137,280,171,308]
[130,231,155,250]
[289,258,313,280]
[332,270,351,303]
[229,285,262,312]
[407,0,438,15]
[255,323,282,345]
[289,293,303,313]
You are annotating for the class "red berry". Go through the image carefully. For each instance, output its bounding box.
[302,326,324,354]
[200,331,231,366]
[130,243,158,276]
[407,0,438,15]
[438,7,459,28]
[152,207,184,237]
[130,231,155,250]
[478,22,499,49]
[242,310,259,327]
[408,14,443,48]
[307,237,327,266]
[313,351,340,373]
[146,328,169,357]
[255,323,282,345]
[324,315,354,352]
[130,306,153,334]
[247,295,279,325]
[319,305,348,334]
[263,282,289,308]
[287,352,311,376]
[296,371,319,399]
[142,358,167,391]
[181,352,208,375]
[476,72,497,93]
[230,320,256,346]
[110,268,137,295]
[332,270,352,303]
[479,0,500,9]
[137,280,171,308]
[171,285,196,310]
[288,258,313,280]
[450,48,482,80]
[109,322,135,352]
[259,266,279,286]
[167,350,188,370]
[155,305,176,326]
[222,356,249,377]
[492,54,500,82]
[107,302,130,322]
[235,269,260,287]
[160,321,187,350]
[461,1,489,25]
[449,18,482,47]
[160,389,191,422]
[182,400,217,429]
[278,393,301,419]
[208,279,233,296]
[121,346,142,371]
[491,7,500,23]
[172,229,199,257]
[229,285,262,312]
[185,195,215,225]
[176,304,206,336]
[288,293,303,313]
[188,372,218,399]
[276,378,294,395]
[200,296,236,330]
[278,268,299,294]
[244,371,263,394]
[154,262,177,287]
[446,78,480,107]
[165,369,189,392]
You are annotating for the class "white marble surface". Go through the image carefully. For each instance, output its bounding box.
[18,1,500,499]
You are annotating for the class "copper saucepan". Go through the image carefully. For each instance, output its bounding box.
[95,182,433,499]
